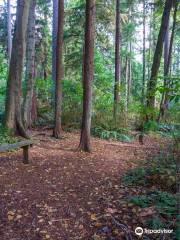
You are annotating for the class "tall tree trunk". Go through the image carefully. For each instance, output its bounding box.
[147,24,152,81]
[79,0,95,152]
[146,0,172,119]
[152,0,156,52]
[43,14,49,81]
[51,0,58,109]
[158,0,178,121]
[23,0,36,129]
[164,26,170,75]
[125,56,129,112]
[5,0,31,138]
[7,0,12,62]
[126,6,132,112]
[53,0,64,138]
[114,0,121,121]
[142,0,146,105]
[128,43,132,108]
[30,90,37,128]
[147,3,155,81]
[158,24,169,122]
[52,0,58,83]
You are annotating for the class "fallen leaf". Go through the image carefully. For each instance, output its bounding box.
[38,219,44,223]
[91,214,97,221]
[8,215,14,221]
[16,215,22,220]
[79,224,84,230]
[7,211,15,216]
[139,206,156,217]
[105,208,117,214]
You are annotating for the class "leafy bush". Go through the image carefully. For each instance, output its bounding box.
[129,190,178,238]
[0,125,19,144]
[130,195,152,208]
[144,120,159,132]
[0,48,7,118]
[122,148,177,191]
[122,167,147,186]
[91,126,134,142]
[123,148,178,239]
[130,190,177,217]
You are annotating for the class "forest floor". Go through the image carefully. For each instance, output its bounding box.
[0,129,172,240]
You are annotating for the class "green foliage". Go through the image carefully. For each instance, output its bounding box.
[130,190,178,237]
[144,120,158,132]
[175,216,180,240]
[130,191,177,217]
[130,195,152,208]
[0,0,179,133]
[36,77,52,100]
[62,77,82,128]
[0,48,7,116]
[91,126,133,142]
[122,167,147,186]
[123,147,178,238]
[123,147,177,191]
[146,216,165,229]
[0,125,19,144]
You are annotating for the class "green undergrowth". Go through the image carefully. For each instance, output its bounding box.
[130,190,177,217]
[129,190,179,239]
[122,145,177,191]
[91,126,134,142]
[0,125,20,144]
[122,146,179,239]
[157,123,180,141]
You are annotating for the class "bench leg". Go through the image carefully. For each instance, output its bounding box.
[23,146,29,164]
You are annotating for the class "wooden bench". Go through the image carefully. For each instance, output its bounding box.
[0,140,33,164]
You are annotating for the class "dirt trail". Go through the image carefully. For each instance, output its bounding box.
[0,131,169,240]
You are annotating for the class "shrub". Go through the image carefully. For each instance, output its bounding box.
[0,125,19,144]
[91,126,134,142]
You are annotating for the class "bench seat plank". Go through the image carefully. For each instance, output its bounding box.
[0,140,33,153]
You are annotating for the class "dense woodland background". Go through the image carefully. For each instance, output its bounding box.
[0,0,179,239]
[0,0,179,143]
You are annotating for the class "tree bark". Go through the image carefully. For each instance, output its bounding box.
[79,0,95,152]
[142,0,146,105]
[158,24,169,122]
[42,14,49,81]
[152,0,156,52]
[23,0,36,129]
[114,0,121,121]
[146,0,172,119]
[7,0,12,62]
[29,90,37,128]
[128,46,132,108]
[5,0,31,138]
[51,0,58,110]
[125,56,129,112]
[147,3,155,81]
[158,0,178,121]
[53,0,64,138]
[52,0,58,83]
